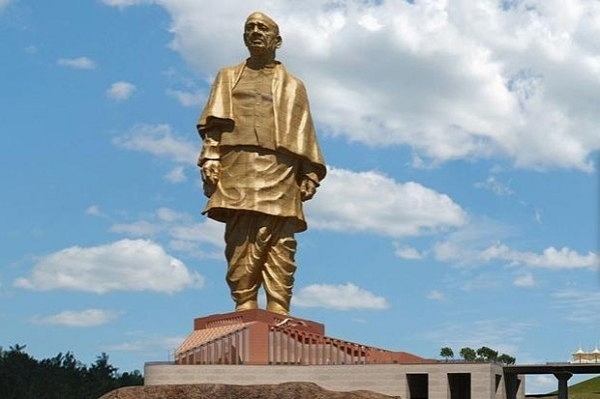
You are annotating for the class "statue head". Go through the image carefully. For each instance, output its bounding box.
[243,12,282,58]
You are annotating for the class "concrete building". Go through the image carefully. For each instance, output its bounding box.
[145,361,523,399]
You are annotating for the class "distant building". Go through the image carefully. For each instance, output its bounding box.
[571,346,600,364]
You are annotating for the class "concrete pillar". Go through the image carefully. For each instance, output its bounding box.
[471,367,492,398]
[503,373,520,399]
[428,371,447,399]
[553,372,572,399]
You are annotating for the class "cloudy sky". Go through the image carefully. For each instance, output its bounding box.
[1,0,599,394]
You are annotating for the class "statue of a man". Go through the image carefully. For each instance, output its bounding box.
[196,12,326,315]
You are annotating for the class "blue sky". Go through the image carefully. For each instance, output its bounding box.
[1,0,599,394]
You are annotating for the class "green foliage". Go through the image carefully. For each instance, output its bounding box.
[440,347,454,360]
[567,375,600,399]
[538,376,600,399]
[497,353,516,365]
[476,346,498,361]
[455,346,516,364]
[0,344,143,399]
[459,347,477,361]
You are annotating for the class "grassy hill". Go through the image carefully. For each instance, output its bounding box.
[527,376,600,399]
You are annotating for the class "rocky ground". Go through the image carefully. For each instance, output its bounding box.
[98,382,401,399]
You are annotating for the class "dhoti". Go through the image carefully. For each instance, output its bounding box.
[224,211,297,314]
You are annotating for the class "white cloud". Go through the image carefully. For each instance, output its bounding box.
[426,290,445,301]
[112,124,197,164]
[164,166,187,183]
[460,272,503,292]
[103,342,144,352]
[31,309,120,327]
[394,245,424,260]
[432,219,598,270]
[552,289,600,323]
[85,205,101,216]
[513,272,536,287]
[474,176,514,196]
[110,207,223,246]
[107,208,224,258]
[293,283,389,311]
[156,207,186,223]
[358,13,384,31]
[168,220,224,248]
[101,0,152,8]
[433,218,515,265]
[106,81,136,101]
[147,0,600,171]
[0,0,11,11]
[527,375,559,396]
[166,89,205,107]
[14,239,203,293]
[534,208,543,224]
[110,220,159,236]
[57,57,96,70]
[309,167,467,237]
[24,45,37,54]
[425,319,536,358]
[480,244,599,270]
[103,333,186,355]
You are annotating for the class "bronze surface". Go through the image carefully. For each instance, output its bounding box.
[196,12,326,315]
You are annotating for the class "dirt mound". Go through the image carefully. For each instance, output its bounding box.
[99,381,401,399]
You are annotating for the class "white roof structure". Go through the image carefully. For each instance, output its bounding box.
[571,346,600,364]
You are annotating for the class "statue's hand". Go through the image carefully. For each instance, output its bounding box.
[201,159,221,197]
[300,177,318,201]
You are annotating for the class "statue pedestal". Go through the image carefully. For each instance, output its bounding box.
[175,309,425,366]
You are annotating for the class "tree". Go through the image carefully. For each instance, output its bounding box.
[0,344,39,399]
[0,345,143,399]
[440,347,454,361]
[84,353,120,398]
[498,353,516,365]
[118,370,144,386]
[476,346,498,362]
[459,347,477,361]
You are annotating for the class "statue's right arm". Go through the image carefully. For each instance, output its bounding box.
[198,128,221,197]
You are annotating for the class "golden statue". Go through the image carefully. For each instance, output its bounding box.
[196,12,326,315]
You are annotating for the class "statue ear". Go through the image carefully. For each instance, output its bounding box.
[275,35,282,49]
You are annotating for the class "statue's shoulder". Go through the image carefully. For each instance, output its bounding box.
[215,61,245,78]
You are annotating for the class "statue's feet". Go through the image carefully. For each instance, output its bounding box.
[266,301,289,315]
[235,300,258,312]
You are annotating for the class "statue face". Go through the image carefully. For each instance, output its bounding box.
[244,13,281,56]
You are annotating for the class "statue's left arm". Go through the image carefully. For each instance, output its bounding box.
[299,162,321,201]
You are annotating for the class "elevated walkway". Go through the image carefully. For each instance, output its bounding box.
[504,363,600,399]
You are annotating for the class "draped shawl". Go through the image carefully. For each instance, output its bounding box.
[197,61,326,181]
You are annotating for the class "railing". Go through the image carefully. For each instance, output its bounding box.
[268,326,368,365]
[176,327,250,365]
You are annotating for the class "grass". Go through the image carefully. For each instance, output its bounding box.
[567,376,600,399]
[527,376,600,399]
